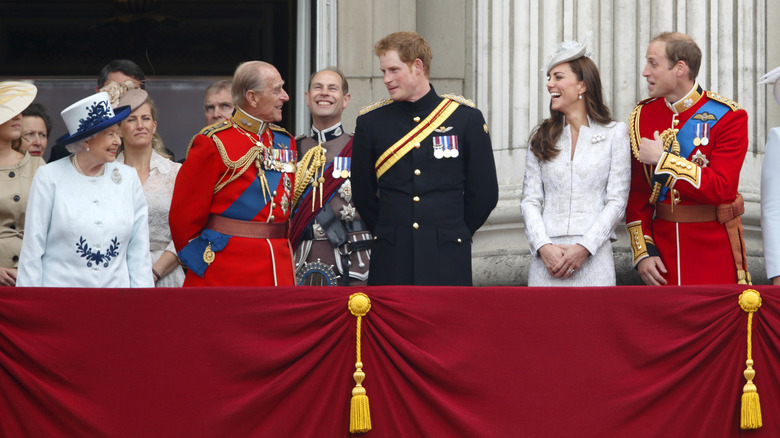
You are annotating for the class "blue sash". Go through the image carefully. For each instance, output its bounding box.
[658,100,729,202]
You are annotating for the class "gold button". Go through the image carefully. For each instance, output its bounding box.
[457,238,462,243]
[269,215,275,221]
[414,142,421,149]
[413,196,420,202]
[413,116,420,122]
[373,236,377,240]
[412,222,419,229]
[414,169,421,176]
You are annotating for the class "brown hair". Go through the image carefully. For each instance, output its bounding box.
[651,32,701,81]
[374,31,433,78]
[530,57,613,161]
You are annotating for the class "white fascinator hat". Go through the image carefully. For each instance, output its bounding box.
[759,65,780,106]
[544,32,593,74]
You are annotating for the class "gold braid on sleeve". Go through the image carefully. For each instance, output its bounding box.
[647,127,680,204]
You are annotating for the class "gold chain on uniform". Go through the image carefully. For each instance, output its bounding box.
[213,120,271,202]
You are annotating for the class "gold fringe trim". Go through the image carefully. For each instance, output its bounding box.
[348,293,372,433]
[738,289,762,430]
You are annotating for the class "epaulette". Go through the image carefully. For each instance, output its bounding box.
[269,123,293,136]
[199,120,231,137]
[360,99,393,115]
[442,93,475,108]
[634,96,660,108]
[706,91,742,111]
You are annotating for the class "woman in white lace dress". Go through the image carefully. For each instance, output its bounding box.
[520,37,631,286]
[117,90,185,287]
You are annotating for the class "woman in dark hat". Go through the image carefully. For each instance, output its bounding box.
[0,81,45,286]
[17,91,153,287]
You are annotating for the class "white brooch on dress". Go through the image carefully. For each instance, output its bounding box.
[691,150,709,167]
[112,168,122,184]
[591,133,606,144]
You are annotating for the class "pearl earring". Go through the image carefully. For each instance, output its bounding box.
[578,94,583,100]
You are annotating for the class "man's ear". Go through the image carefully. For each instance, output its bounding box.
[676,60,689,78]
[412,58,425,76]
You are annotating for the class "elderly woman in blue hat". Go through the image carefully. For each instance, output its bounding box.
[17,91,153,287]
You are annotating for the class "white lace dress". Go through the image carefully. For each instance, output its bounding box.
[118,151,185,287]
[520,120,631,286]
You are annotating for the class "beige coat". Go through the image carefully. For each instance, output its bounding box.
[0,152,44,268]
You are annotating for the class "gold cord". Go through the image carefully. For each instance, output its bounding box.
[292,145,327,210]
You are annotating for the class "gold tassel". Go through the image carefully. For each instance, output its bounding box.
[738,289,762,430]
[348,293,372,433]
[291,145,327,210]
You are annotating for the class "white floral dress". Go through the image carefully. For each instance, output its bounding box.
[520,120,631,286]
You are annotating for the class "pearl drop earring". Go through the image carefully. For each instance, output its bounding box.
[578,94,583,100]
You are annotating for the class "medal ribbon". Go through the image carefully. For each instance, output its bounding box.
[656,99,729,202]
[374,98,460,179]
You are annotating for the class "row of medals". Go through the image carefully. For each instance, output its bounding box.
[693,123,710,146]
[260,145,296,173]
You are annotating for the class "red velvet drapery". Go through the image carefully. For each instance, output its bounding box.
[0,286,777,437]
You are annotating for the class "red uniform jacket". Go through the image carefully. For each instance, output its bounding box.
[170,109,296,286]
[625,85,748,285]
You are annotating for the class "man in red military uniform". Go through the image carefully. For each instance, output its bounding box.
[626,32,749,286]
[170,61,297,286]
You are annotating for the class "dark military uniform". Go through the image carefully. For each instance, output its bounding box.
[352,86,498,285]
[291,124,372,286]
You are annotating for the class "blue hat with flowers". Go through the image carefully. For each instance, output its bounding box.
[56,91,131,146]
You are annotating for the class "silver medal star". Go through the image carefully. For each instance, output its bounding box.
[338,179,352,203]
[340,204,356,222]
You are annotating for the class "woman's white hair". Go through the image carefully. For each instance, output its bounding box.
[65,135,96,154]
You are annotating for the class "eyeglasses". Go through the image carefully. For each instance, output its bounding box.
[21,132,47,142]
